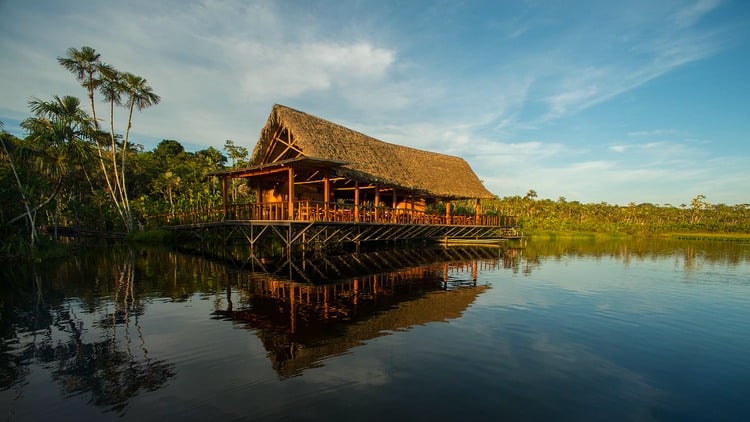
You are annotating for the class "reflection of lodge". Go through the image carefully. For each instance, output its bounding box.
[243,245,508,283]
[158,105,520,249]
[213,247,508,378]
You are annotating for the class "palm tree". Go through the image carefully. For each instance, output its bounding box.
[6,96,95,244]
[0,121,38,243]
[119,72,161,231]
[58,48,133,229]
[57,46,102,129]
[97,64,129,225]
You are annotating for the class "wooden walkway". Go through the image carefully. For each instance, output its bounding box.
[155,200,520,249]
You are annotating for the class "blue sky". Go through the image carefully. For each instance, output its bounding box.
[1,0,748,205]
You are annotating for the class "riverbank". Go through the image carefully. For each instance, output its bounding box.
[525,230,750,241]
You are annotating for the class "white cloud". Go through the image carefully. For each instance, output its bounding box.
[236,41,395,99]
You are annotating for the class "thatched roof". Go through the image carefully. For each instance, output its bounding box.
[249,104,495,199]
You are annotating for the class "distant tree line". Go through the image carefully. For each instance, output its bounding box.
[455,190,750,234]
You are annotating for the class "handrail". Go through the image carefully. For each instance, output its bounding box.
[146,200,517,228]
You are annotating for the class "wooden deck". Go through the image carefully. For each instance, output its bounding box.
[149,200,517,227]
[153,200,520,249]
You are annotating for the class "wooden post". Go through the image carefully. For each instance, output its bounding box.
[221,176,228,219]
[475,198,481,225]
[288,167,295,220]
[409,194,414,223]
[354,180,360,222]
[392,189,398,223]
[446,200,451,225]
[323,169,330,221]
[374,186,380,221]
[255,181,262,219]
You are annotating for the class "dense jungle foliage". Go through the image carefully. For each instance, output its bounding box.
[464,190,750,235]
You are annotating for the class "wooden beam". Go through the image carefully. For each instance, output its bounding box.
[374,186,380,220]
[288,167,295,220]
[354,180,360,222]
[295,177,346,185]
[334,185,378,191]
[221,176,228,219]
[446,200,451,225]
[226,166,291,179]
[323,169,330,219]
[272,134,304,163]
[262,125,284,164]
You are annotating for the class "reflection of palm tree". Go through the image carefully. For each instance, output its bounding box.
[0,248,175,415]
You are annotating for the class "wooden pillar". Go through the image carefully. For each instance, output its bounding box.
[407,194,414,223]
[287,167,295,220]
[354,180,360,222]
[324,285,329,319]
[221,176,228,219]
[374,186,380,221]
[445,200,452,225]
[323,169,330,221]
[392,189,398,223]
[475,198,481,225]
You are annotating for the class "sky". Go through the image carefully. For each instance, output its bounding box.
[1,0,748,206]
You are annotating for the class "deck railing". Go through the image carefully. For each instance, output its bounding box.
[148,200,517,228]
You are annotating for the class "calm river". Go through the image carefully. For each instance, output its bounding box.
[2,238,749,420]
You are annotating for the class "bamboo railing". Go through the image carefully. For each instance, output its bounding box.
[148,200,517,228]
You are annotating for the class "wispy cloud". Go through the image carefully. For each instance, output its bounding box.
[671,0,722,28]
[529,1,729,122]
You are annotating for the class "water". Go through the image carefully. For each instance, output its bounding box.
[2,238,749,421]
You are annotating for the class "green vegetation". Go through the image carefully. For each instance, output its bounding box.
[0,46,244,257]
[453,190,750,237]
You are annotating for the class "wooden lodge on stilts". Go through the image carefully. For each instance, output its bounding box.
[162,104,519,249]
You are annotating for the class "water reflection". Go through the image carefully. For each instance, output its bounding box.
[1,250,175,415]
[1,245,513,408]
[519,236,750,275]
[212,247,507,378]
[2,238,748,419]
